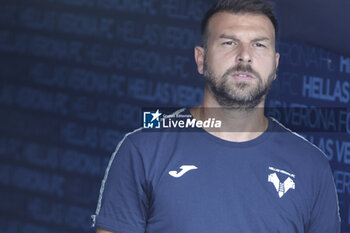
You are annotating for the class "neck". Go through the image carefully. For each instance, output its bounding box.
[190,94,268,142]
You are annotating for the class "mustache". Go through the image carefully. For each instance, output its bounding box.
[224,63,260,79]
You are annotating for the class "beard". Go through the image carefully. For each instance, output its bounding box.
[203,57,276,110]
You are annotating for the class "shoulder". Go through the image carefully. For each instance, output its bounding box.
[124,108,190,146]
[123,127,172,149]
[269,117,330,169]
[118,129,187,161]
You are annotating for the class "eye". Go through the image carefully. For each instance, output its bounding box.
[222,41,235,46]
[254,42,266,48]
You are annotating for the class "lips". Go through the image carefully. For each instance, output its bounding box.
[232,72,254,80]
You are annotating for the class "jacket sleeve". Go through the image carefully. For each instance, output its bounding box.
[92,135,149,233]
[306,162,341,233]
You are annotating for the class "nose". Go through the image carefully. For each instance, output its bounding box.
[236,44,252,64]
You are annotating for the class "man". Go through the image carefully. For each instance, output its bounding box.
[92,0,341,232]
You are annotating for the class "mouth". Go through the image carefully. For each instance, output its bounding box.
[231,72,254,81]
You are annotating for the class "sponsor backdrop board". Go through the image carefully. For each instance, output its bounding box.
[0,0,349,232]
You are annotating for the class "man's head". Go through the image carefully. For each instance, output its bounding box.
[201,0,278,49]
[195,0,280,109]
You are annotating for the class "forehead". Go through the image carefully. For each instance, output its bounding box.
[208,12,275,40]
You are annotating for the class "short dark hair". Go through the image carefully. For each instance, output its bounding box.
[201,0,278,47]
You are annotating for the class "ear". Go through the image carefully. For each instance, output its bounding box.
[195,46,205,75]
[274,52,280,80]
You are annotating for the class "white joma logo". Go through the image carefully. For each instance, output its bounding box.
[169,165,198,178]
[268,173,295,198]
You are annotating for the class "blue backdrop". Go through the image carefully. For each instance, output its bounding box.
[0,0,349,232]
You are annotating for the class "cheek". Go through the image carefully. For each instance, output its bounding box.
[211,54,236,74]
[255,55,276,72]
[206,56,224,75]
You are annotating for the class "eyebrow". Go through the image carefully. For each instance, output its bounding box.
[252,37,271,42]
[218,34,239,40]
[218,34,271,42]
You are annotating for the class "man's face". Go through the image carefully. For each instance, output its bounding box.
[195,12,280,109]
